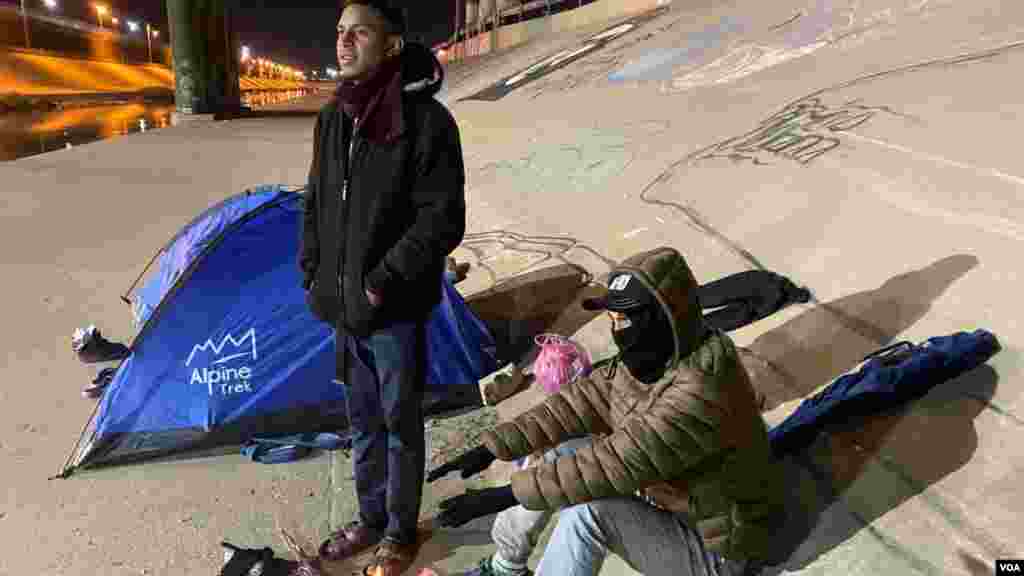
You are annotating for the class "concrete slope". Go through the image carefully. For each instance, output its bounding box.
[438,0,1024,574]
[0,0,1021,575]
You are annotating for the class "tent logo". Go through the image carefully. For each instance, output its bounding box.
[186,328,258,396]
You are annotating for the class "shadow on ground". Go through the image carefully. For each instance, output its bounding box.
[764,362,1000,573]
[746,254,979,411]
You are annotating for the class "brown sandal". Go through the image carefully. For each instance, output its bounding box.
[318,521,385,562]
[361,539,418,576]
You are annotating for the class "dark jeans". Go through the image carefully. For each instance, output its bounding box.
[343,320,427,544]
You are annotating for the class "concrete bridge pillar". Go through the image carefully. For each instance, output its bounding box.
[454,0,466,61]
[166,0,240,119]
[466,0,479,38]
[484,0,497,51]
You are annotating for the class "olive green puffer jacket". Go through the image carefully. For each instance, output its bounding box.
[480,247,786,563]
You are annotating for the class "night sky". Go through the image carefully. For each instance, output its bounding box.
[9,0,456,71]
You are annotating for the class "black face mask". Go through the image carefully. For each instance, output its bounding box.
[611,304,675,384]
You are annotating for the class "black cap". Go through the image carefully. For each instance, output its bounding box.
[343,0,406,35]
[582,272,652,312]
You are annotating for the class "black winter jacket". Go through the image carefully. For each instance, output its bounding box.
[300,44,466,338]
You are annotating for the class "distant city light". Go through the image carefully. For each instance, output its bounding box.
[93,3,108,29]
[241,45,251,61]
[127,20,139,32]
[43,0,58,10]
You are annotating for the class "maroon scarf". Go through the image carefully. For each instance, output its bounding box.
[334,54,404,143]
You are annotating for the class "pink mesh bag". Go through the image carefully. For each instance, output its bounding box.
[532,334,592,394]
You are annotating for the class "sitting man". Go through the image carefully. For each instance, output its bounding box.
[427,247,789,576]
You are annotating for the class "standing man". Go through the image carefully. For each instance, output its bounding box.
[300,1,466,574]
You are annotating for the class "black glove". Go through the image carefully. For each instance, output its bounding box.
[426,445,496,482]
[436,485,518,527]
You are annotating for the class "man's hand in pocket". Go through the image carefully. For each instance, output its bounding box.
[365,288,382,308]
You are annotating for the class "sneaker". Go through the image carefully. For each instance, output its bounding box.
[318,520,385,562]
[82,367,117,399]
[74,326,130,364]
[452,556,533,576]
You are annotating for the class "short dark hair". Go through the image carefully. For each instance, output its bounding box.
[342,0,406,35]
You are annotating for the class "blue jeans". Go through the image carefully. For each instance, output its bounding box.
[343,320,427,544]
[490,438,750,576]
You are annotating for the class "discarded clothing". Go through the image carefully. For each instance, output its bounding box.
[241,432,351,464]
[768,329,1000,458]
[220,542,297,576]
[698,270,811,332]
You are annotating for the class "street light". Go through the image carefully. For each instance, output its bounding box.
[20,0,30,49]
[94,4,108,29]
[43,0,57,10]
[111,16,119,26]
[145,23,158,63]
[127,20,139,32]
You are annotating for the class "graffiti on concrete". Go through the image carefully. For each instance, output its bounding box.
[456,122,671,287]
[664,0,949,92]
[634,39,1024,273]
[668,40,830,93]
[458,229,616,288]
[693,97,902,166]
[609,15,749,82]
[474,121,670,193]
[462,7,667,101]
[664,4,836,94]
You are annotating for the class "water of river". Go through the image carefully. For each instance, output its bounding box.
[1,90,309,162]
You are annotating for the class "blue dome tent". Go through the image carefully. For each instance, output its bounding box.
[59,185,498,477]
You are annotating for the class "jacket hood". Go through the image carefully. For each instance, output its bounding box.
[400,42,444,96]
[609,247,705,368]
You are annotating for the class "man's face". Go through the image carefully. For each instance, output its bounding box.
[336,4,397,82]
[608,309,640,351]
